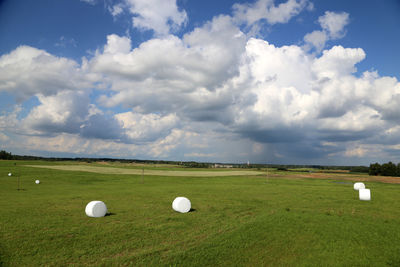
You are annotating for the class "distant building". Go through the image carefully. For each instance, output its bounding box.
[213,164,233,168]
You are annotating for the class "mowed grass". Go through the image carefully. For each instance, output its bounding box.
[1,161,400,266]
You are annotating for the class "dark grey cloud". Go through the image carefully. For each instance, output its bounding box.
[316,130,373,142]
[238,127,307,143]
[80,114,125,140]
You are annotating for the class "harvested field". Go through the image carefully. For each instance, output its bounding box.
[269,171,400,184]
[25,164,264,177]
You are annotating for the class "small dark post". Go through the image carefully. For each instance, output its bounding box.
[141,167,144,184]
[17,175,20,191]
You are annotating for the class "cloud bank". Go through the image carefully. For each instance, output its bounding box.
[1,0,400,165]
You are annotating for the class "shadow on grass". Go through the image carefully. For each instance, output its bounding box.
[189,208,196,212]
[105,212,116,216]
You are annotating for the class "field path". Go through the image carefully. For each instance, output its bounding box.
[25,164,264,177]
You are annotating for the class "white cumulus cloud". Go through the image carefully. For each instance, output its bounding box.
[115,112,179,143]
[124,0,187,35]
[91,15,246,121]
[319,11,350,39]
[304,11,350,52]
[233,0,309,26]
[0,46,89,101]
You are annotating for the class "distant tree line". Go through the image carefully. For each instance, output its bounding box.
[0,150,50,160]
[0,150,216,167]
[1,149,373,173]
[0,150,13,160]
[369,162,400,177]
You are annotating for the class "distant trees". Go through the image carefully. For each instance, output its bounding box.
[369,163,381,176]
[0,150,13,160]
[0,150,44,161]
[369,162,400,177]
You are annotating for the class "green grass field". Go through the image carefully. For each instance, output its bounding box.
[1,160,400,266]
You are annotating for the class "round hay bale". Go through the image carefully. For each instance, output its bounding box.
[35,180,40,184]
[353,182,365,191]
[8,173,12,176]
[359,188,371,201]
[85,201,107,217]
[172,197,191,213]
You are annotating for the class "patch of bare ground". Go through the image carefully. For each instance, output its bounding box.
[270,172,400,184]
[96,161,111,165]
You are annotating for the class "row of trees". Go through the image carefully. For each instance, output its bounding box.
[0,150,49,161]
[369,162,400,177]
[0,150,13,160]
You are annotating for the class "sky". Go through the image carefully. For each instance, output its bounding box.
[0,0,399,165]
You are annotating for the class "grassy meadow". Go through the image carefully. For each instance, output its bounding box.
[1,160,400,266]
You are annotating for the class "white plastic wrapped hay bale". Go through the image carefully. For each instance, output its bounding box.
[35,180,40,184]
[8,173,12,176]
[359,188,371,201]
[172,197,191,213]
[353,182,365,191]
[85,201,107,217]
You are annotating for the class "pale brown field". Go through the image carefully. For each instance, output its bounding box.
[269,171,400,184]
[25,164,265,177]
[24,163,400,183]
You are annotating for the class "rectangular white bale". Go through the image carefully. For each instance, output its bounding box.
[359,188,371,201]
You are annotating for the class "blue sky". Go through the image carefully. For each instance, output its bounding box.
[0,0,399,165]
